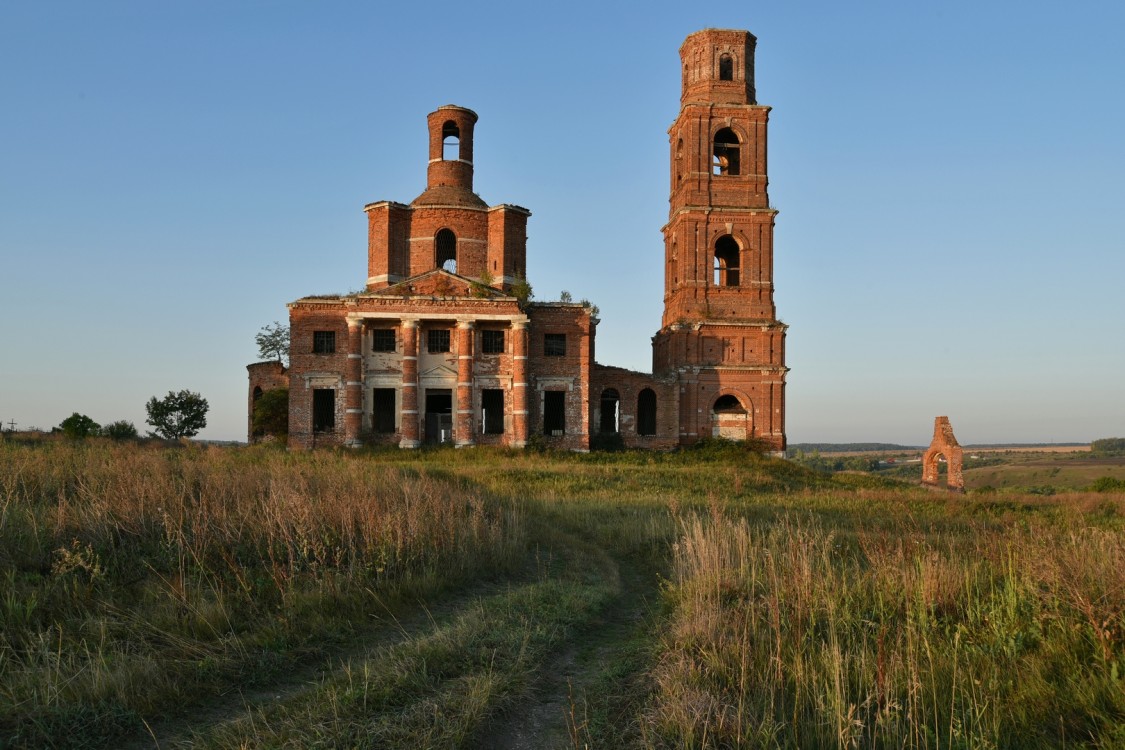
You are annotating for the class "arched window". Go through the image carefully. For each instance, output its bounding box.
[442,121,460,160]
[675,138,684,183]
[436,229,457,273]
[712,128,740,176]
[719,53,733,81]
[599,388,620,434]
[714,235,740,287]
[637,388,657,436]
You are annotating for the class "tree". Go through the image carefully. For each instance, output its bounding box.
[255,321,290,365]
[102,420,138,440]
[59,413,100,439]
[251,388,289,440]
[146,390,209,440]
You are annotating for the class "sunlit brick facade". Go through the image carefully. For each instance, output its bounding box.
[249,29,786,452]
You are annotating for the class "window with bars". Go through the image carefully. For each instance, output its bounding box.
[372,329,396,352]
[427,328,451,353]
[544,333,566,357]
[481,330,505,354]
[313,330,336,354]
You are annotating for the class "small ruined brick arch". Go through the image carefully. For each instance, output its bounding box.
[599,388,620,434]
[637,388,657,436]
[711,392,752,440]
[921,416,965,492]
[712,127,741,176]
[713,235,741,287]
[435,228,457,273]
[441,120,461,160]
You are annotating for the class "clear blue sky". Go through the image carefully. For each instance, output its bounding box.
[2,1,1123,445]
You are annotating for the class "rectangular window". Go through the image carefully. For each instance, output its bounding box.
[313,330,336,354]
[481,330,505,354]
[427,328,451,353]
[372,388,396,433]
[481,389,504,434]
[544,333,566,357]
[543,391,565,435]
[312,389,335,432]
[372,329,396,352]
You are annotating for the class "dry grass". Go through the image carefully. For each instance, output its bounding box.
[647,504,1125,748]
[0,440,523,747]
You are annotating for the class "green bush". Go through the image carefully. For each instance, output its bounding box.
[58,413,100,439]
[101,421,138,440]
[1088,476,1125,493]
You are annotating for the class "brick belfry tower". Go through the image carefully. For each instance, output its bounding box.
[652,29,787,452]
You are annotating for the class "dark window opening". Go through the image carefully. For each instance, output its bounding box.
[713,394,745,414]
[436,228,457,273]
[712,128,740,176]
[442,120,460,160]
[373,388,396,433]
[482,330,505,354]
[543,391,565,435]
[252,386,263,403]
[544,333,566,357]
[599,388,620,434]
[714,235,740,287]
[637,388,657,436]
[372,329,396,352]
[312,388,335,432]
[675,138,684,183]
[482,388,504,434]
[313,330,336,354]
[719,53,733,81]
[427,328,451,353]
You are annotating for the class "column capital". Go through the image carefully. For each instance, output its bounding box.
[510,319,528,330]
[456,319,476,330]
[401,318,418,329]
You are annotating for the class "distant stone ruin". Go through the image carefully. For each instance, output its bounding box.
[922,416,964,491]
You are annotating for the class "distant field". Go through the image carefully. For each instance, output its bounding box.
[964,452,1125,491]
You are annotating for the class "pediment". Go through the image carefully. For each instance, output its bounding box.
[375,270,506,299]
[419,365,457,381]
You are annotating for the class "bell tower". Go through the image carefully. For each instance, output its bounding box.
[653,29,787,451]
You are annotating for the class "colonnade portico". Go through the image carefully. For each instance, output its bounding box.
[344,311,529,449]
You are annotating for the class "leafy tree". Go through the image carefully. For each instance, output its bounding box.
[559,290,573,303]
[510,276,533,310]
[146,390,209,440]
[1091,438,1125,456]
[252,388,289,439]
[102,420,138,440]
[59,413,100,439]
[255,321,290,365]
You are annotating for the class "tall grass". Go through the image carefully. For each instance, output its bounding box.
[0,440,523,747]
[647,510,1125,748]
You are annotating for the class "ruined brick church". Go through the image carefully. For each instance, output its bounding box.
[248,29,787,452]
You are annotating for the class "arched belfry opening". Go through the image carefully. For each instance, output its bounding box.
[922,417,965,492]
[712,128,740,176]
[436,229,457,273]
[442,120,460,160]
[719,53,734,81]
[713,235,740,287]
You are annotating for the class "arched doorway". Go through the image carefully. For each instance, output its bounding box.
[599,388,620,434]
[711,394,750,440]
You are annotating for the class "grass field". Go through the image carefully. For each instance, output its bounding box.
[1,438,1122,748]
